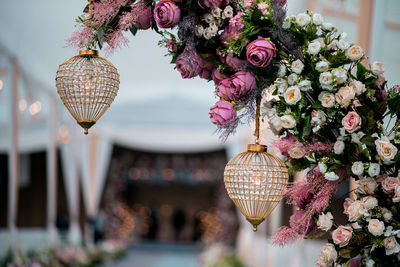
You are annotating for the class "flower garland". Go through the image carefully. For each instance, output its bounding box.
[69,0,400,266]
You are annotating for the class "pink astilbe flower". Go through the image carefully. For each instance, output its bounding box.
[309,180,339,213]
[118,1,153,31]
[273,134,299,157]
[104,29,129,55]
[66,24,95,49]
[271,226,300,247]
[306,140,333,154]
[284,180,313,209]
[92,0,130,26]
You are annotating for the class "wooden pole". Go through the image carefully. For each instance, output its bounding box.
[357,0,375,59]
[8,58,20,254]
[47,92,58,246]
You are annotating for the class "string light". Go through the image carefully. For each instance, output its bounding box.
[29,101,41,115]
[0,80,3,91]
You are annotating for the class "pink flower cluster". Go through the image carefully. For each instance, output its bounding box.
[217,71,256,101]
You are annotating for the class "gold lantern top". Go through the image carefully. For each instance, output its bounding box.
[224,144,289,231]
[55,49,120,134]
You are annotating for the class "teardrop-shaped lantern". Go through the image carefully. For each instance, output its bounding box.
[224,144,289,231]
[56,49,119,134]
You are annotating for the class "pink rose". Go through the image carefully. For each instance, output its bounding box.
[374,74,386,88]
[289,210,315,235]
[242,0,256,7]
[226,53,247,70]
[332,226,353,247]
[217,71,256,101]
[154,1,181,29]
[197,0,228,9]
[246,36,276,67]
[229,12,244,32]
[209,101,236,127]
[343,198,354,215]
[212,69,229,85]
[132,5,153,30]
[175,50,203,79]
[381,177,400,193]
[342,111,362,133]
[274,0,287,6]
[165,39,178,52]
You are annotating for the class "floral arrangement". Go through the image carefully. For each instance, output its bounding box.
[1,241,126,267]
[68,0,400,266]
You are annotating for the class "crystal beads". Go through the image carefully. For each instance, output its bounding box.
[56,49,119,134]
[224,144,289,231]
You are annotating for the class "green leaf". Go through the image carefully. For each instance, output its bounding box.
[388,94,400,117]
[251,8,262,23]
[360,135,375,146]
[97,27,105,48]
[83,4,89,13]
[312,101,323,109]
[129,25,138,36]
[364,75,378,85]
[339,248,352,259]
[356,63,367,80]
[302,115,311,137]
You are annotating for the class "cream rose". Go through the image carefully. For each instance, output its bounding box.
[319,72,334,86]
[280,115,296,129]
[318,92,335,108]
[347,200,365,221]
[288,146,306,159]
[337,40,349,50]
[383,236,400,256]
[332,68,348,84]
[349,80,366,96]
[332,226,353,247]
[317,212,333,231]
[316,61,329,72]
[370,61,385,76]
[381,177,400,193]
[342,111,362,133]
[320,243,337,263]
[346,45,364,61]
[284,86,302,105]
[361,196,378,210]
[375,137,398,161]
[394,185,400,203]
[381,207,393,222]
[287,73,298,85]
[298,80,312,91]
[351,161,364,176]
[335,86,355,107]
[308,41,321,55]
[296,12,311,27]
[356,178,377,195]
[368,219,384,236]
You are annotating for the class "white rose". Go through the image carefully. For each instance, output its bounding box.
[296,12,311,27]
[316,61,329,72]
[349,80,366,96]
[311,110,326,127]
[195,25,204,37]
[370,61,385,76]
[280,115,296,129]
[327,41,337,51]
[325,171,339,181]
[335,86,355,107]
[284,86,302,105]
[291,59,304,74]
[317,212,333,231]
[287,73,298,85]
[381,207,393,222]
[383,236,400,255]
[318,92,335,108]
[334,140,345,154]
[368,219,385,236]
[319,72,334,86]
[356,178,377,195]
[269,115,283,133]
[315,37,325,48]
[361,196,378,210]
[332,68,348,84]
[351,131,365,145]
[352,222,362,229]
[375,137,398,161]
[346,45,364,61]
[298,80,312,91]
[208,24,218,35]
[347,200,365,221]
[278,65,287,77]
[275,78,288,94]
[337,39,349,50]
[312,13,324,25]
[222,6,233,19]
[318,162,327,173]
[320,243,337,263]
[366,259,375,267]
[352,161,364,176]
[211,7,222,18]
[288,146,306,159]
[394,185,400,203]
[368,163,380,177]
[322,22,334,31]
[203,28,213,39]
[204,13,215,23]
[308,41,321,55]
[282,17,291,29]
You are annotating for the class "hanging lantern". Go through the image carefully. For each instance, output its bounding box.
[56,49,119,134]
[224,96,289,231]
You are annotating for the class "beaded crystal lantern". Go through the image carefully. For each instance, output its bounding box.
[224,97,289,231]
[56,49,119,134]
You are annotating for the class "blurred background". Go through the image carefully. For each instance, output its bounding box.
[0,0,399,266]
